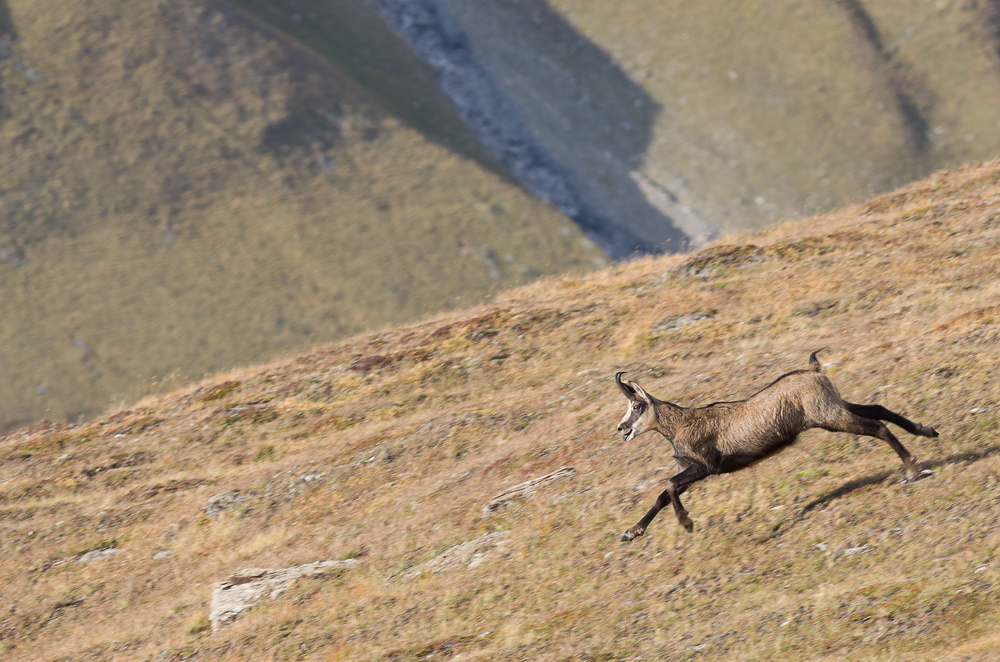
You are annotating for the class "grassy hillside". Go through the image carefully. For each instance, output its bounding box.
[461,0,1000,234]
[0,0,605,433]
[2,161,999,660]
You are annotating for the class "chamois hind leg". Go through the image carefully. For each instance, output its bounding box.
[821,411,920,481]
[620,463,711,541]
[846,403,939,438]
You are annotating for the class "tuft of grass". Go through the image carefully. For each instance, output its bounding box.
[186,614,212,636]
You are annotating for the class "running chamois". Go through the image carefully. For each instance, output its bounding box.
[615,352,938,540]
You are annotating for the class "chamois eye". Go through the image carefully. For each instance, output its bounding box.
[633,403,643,411]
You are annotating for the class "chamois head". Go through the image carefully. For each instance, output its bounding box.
[616,372,655,441]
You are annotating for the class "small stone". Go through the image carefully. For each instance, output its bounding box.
[204,491,244,518]
[154,550,171,560]
[652,312,713,334]
[483,467,575,514]
[79,548,121,562]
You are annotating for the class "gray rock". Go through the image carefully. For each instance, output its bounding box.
[652,312,714,334]
[78,548,120,562]
[404,531,512,579]
[203,491,244,519]
[483,467,575,514]
[209,559,358,630]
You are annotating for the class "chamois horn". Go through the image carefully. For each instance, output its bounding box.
[615,371,636,400]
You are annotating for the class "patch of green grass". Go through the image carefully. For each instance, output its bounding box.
[253,445,276,463]
[186,614,211,635]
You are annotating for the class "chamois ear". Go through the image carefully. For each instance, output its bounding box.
[615,372,637,401]
[630,381,652,404]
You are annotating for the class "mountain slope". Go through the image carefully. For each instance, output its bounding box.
[2,161,999,660]
[371,0,1000,239]
[0,0,605,433]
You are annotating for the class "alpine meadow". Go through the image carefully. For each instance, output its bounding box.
[2,162,1000,660]
[4,1,1000,659]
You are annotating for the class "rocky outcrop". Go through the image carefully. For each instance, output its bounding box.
[209,559,358,630]
[78,548,121,563]
[404,531,512,579]
[482,466,575,515]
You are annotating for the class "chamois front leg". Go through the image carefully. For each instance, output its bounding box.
[621,463,710,541]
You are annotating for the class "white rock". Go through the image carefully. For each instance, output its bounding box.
[210,559,358,630]
[78,548,120,562]
[483,467,575,514]
[404,532,511,579]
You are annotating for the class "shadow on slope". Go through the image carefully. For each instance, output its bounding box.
[227,0,514,182]
[0,0,606,434]
[800,444,1000,517]
[371,0,706,256]
[0,0,13,37]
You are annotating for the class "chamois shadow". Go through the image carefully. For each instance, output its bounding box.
[799,470,895,515]
[800,443,1000,516]
[759,443,1000,541]
[921,444,1000,471]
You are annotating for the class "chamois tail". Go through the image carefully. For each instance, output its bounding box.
[809,350,824,372]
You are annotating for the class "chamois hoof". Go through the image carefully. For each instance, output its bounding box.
[679,515,694,533]
[620,526,645,543]
[919,425,939,438]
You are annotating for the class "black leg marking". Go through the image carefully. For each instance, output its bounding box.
[621,463,711,541]
[846,403,938,437]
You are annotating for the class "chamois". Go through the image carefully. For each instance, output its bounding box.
[615,352,938,540]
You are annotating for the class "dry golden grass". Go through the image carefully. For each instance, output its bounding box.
[2,161,1000,660]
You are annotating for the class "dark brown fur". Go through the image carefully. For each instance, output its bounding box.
[615,352,938,540]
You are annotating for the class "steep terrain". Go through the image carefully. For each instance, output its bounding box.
[365,0,1000,238]
[2,162,999,660]
[0,0,605,433]
[6,0,1000,435]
